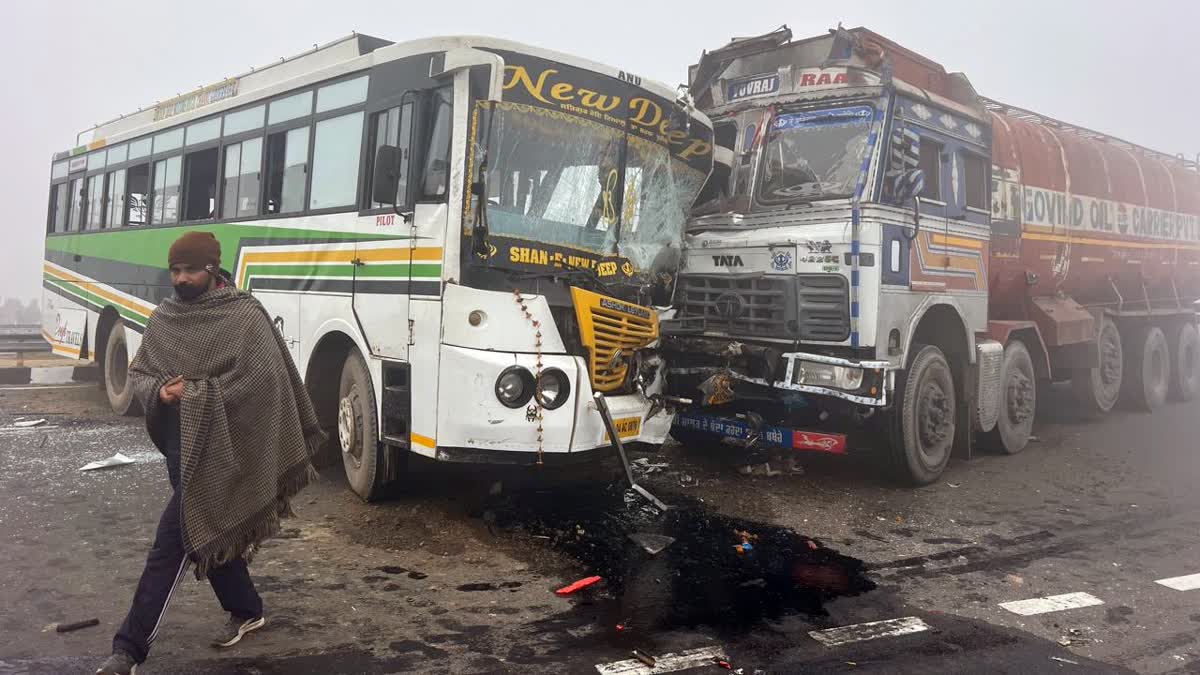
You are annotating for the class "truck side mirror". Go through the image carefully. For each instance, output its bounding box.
[371,145,401,205]
[894,168,925,204]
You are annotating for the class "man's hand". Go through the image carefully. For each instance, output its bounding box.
[159,376,185,405]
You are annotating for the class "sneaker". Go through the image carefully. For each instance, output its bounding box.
[96,650,137,675]
[211,614,266,648]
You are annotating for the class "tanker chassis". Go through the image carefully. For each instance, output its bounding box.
[664,26,1200,484]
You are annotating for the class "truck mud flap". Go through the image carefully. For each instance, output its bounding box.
[672,410,847,455]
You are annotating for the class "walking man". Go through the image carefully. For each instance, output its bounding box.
[97,231,325,674]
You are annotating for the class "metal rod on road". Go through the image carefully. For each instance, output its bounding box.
[592,392,669,512]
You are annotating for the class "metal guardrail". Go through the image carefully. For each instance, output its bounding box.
[0,325,50,355]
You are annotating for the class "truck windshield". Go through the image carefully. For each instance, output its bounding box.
[760,105,874,203]
[477,101,707,272]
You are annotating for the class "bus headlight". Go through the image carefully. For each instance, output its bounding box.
[794,362,865,391]
[535,368,570,410]
[495,366,534,408]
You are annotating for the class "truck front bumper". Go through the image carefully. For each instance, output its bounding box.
[670,350,893,408]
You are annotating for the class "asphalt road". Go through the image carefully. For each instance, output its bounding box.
[0,379,1197,674]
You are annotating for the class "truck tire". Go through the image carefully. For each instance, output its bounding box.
[890,344,955,485]
[1071,316,1122,414]
[1121,324,1169,412]
[984,340,1036,455]
[338,350,390,501]
[103,320,141,417]
[1170,322,1200,402]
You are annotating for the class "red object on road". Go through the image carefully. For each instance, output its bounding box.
[555,575,602,596]
[792,430,847,454]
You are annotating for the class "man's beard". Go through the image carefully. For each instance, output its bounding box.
[174,283,207,301]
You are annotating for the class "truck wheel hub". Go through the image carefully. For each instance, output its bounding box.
[338,397,358,456]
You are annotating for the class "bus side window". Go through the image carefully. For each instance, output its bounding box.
[68,177,84,231]
[264,126,309,214]
[126,164,150,226]
[48,183,68,234]
[420,87,453,200]
[183,147,220,221]
[105,169,126,227]
[365,101,414,209]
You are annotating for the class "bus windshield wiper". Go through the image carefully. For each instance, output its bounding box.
[510,263,616,297]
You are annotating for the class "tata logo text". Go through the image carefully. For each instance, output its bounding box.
[712,255,744,267]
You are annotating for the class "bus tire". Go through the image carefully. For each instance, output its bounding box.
[984,340,1036,455]
[103,320,141,417]
[1121,324,1169,412]
[889,344,955,485]
[1071,316,1122,414]
[338,350,388,502]
[1170,322,1200,402]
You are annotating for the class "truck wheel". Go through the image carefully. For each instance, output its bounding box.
[984,341,1036,455]
[1121,324,1169,412]
[890,344,955,485]
[103,320,141,417]
[1071,316,1122,414]
[338,350,390,501]
[1170,322,1200,402]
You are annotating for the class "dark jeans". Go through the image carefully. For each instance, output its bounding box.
[112,407,262,663]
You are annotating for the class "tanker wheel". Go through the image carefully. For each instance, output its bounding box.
[1071,316,1122,414]
[888,344,955,486]
[1170,321,1200,402]
[1120,324,1169,412]
[984,340,1036,455]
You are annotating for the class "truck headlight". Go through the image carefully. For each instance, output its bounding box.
[495,366,535,408]
[794,362,864,391]
[535,368,570,410]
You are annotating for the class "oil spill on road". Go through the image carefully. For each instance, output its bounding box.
[490,485,875,633]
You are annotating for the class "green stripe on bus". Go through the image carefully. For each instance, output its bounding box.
[45,223,401,269]
[43,277,149,328]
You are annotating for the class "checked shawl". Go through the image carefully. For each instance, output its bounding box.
[129,287,324,577]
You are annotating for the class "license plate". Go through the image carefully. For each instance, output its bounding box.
[672,412,847,455]
[604,416,641,441]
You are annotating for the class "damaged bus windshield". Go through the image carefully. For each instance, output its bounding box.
[476,101,708,272]
[760,105,874,203]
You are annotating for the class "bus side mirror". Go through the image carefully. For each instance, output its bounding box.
[371,145,401,205]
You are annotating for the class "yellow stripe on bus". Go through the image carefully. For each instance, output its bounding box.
[239,247,443,265]
[411,433,436,449]
[41,330,82,357]
[43,264,154,319]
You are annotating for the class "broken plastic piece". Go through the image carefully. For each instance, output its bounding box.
[11,418,46,428]
[628,533,676,556]
[632,650,656,667]
[79,453,135,472]
[555,575,602,596]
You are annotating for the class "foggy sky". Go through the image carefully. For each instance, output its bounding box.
[3,1,1197,302]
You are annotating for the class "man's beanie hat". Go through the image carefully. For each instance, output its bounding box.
[168,231,221,269]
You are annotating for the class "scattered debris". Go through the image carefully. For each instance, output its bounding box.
[628,532,676,556]
[11,418,46,428]
[79,453,135,472]
[1049,656,1079,665]
[947,482,961,488]
[714,656,734,670]
[55,618,99,633]
[555,575,603,596]
[631,650,656,667]
[1005,574,1025,586]
[1028,435,1040,442]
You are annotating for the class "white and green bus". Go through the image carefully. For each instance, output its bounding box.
[41,34,714,499]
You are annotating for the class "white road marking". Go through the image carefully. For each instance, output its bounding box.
[809,617,931,647]
[1156,573,1200,591]
[0,383,94,391]
[594,646,727,674]
[999,592,1104,616]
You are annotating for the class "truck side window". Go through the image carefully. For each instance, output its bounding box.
[963,152,989,211]
[918,138,942,201]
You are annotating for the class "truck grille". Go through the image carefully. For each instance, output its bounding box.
[571,287,659,393]
[675,274,850,342]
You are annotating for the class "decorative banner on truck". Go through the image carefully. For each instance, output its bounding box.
[726,74,780,101]
[995,180,1200,244]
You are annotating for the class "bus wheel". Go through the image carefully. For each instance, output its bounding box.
[1122,324,1169,412]
[338,350,388,502]
[984,340,1036,455]
[890,344,955,485]
[103,320,141,417]
[1071,316,1122,414]
[1170,322,1200,402]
